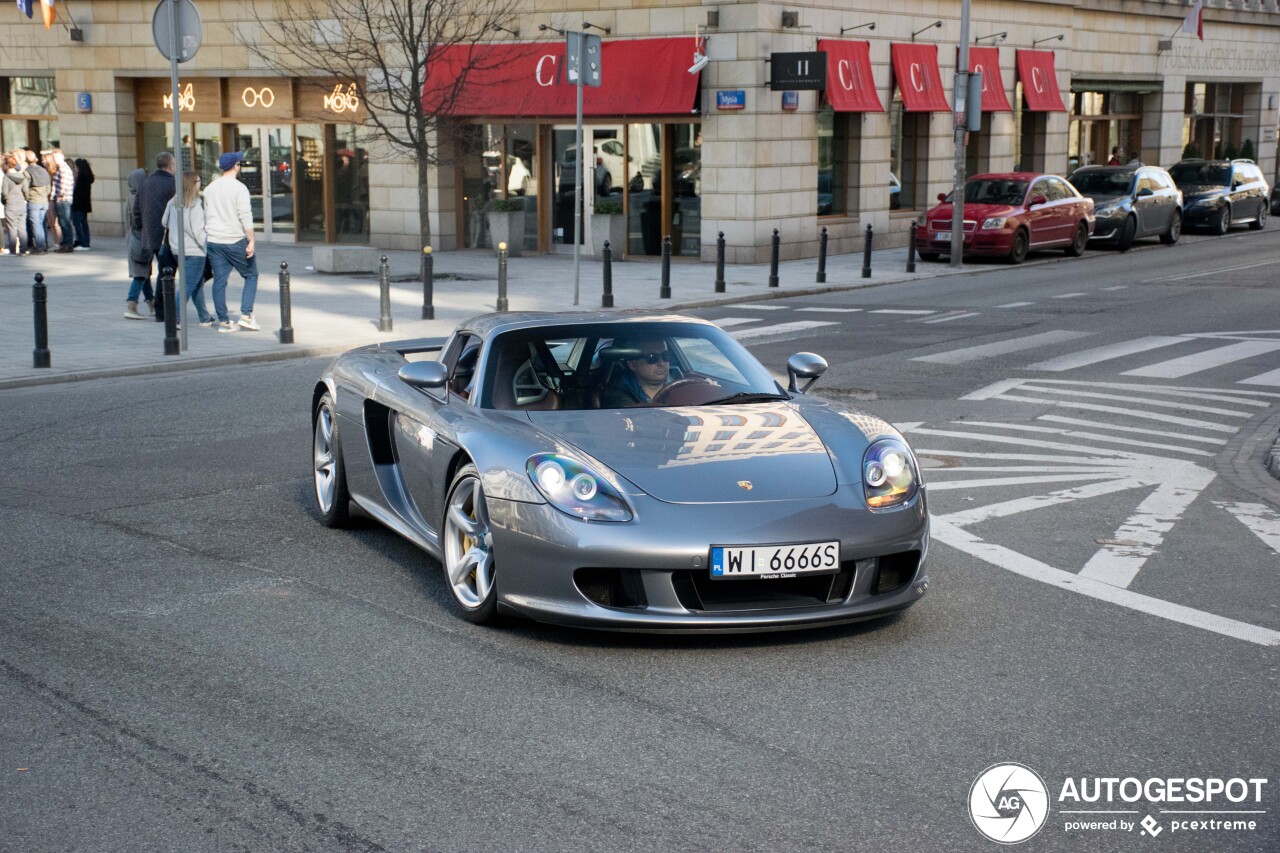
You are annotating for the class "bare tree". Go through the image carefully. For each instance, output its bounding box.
[241,0,521,248]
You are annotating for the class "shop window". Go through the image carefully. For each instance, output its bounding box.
[817,105,856,217]
[1183,82,1246,160]
[890,96,928,211]
[331,124,369,243]
[626,122,664,256]
[295,125,326,243]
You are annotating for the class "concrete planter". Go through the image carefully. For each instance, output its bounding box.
[486,210,525,256]
[591,213,626,259]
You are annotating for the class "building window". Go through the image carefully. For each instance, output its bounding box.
[890,96,928,211]
[1183,82,1246,159]
[1067,90,1143,173]
[0,76,57,151]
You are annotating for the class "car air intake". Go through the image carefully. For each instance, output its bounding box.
[574,568,648,610]
[872,550,921,595]
[675,562,857,612]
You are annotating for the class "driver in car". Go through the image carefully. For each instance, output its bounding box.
[601,338,676,407]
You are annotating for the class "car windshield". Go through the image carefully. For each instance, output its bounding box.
[963,179,1028,205]
[481,322,786,411]
[1169,162,1230,186]
[1070,170,1134,195]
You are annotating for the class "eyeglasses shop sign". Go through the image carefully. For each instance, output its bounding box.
[769,52,827,91]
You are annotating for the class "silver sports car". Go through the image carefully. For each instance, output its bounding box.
[311,312,929,632]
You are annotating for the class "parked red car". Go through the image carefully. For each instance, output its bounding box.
[916,172,1095,264]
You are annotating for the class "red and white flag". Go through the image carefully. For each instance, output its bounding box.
[40,0,53,29]
[1180,0,1204,41]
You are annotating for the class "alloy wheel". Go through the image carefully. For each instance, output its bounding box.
[443,474,495,610]
[314,404,337,514]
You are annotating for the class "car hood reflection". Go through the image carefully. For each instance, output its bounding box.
[527,404,838,504]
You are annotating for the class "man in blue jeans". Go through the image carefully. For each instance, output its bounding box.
[204,151,259,332]
[23,151,51,255]
[50,149,75,252]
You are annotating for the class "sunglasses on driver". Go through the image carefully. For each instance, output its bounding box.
[636,351,670,364]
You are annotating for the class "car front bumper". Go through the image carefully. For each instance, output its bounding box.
[916,229,1013,257]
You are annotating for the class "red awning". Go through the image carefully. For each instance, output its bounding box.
[1016,49,1066,112]
[421,38,700,117]
[817,39,883,112]
[890,43,950,112]
[965,46,1012,112]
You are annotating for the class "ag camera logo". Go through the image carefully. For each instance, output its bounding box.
[970,763,1051,844]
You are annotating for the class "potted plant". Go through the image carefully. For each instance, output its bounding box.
[590,199,626,259]
[486,196,526,256]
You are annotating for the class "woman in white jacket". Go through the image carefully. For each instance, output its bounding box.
[161,171,215,326]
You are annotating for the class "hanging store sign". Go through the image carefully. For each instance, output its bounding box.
[226,77,293,120]
[135,77,221,121]
[296,78,368,122]
[769,52,827,91]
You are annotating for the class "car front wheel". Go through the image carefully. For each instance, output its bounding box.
[1250,204,1267,231]
[1214,205,1231,235]
[1117,216,1137,252]
[1065,221,1089,256]
[1160,210,1182,245]
[313,392,350,527]
[442,463,498,623]
[1008,229,1029,264]
[918,252,940,262]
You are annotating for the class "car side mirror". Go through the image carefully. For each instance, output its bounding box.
[1030,194,1048,207]
[1232,181,1242,190]
[937,192,948,203]
[786,352,828,394]
[398,360,449,392]
[1137,187,1154,198]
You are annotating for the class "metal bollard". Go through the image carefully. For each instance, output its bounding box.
[861,224,873,279]
[161,268,179,355]
[714,231,726,293]
[768,229,780,288]
[817,226,828,283]
[601,240,614,308]
[906,222,918,274]
[421,246,435,320]
[278,261,295,344]
[32,272,50,368]
[496,243,509,312]
[659,235,672,299]
[378,255,393,332]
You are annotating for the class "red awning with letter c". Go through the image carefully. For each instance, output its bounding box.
[421,38,700,117]
[1016,49,1066,112]
[966,46,1012,112]
[817,39,883,112]
[890,43,950,112]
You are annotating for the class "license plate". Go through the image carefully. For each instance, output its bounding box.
[935,231,951,241]
[710,541,840,579]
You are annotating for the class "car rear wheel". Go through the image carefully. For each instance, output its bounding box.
[1007,229,1029,264]
[313,392,350,527]
[1250,205,1267,231]
[1214,205,1231,235]
[1117,216,1137,252]
[1160,210,1182,245]
[1065,221,1089,256]
[442,463,498,623]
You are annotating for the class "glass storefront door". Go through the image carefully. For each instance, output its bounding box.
[236,125,295,240]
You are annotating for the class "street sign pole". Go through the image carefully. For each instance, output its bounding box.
[167,0,188,349]
[950,0,971,269]
[573,30,583,306]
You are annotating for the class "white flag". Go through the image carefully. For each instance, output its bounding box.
[1180,0,1204,41]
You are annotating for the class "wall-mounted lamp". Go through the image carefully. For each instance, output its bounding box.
[538,23,567,35]
[491,24,520,37]
[840,22,876,34]
[706,11,719,29]
[974,31,1006,44]
[781,10,800,29]
[582,21,611,35]
[1032,33,1065,47]
[911,21,943,42]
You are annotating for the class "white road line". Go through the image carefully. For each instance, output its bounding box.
[957,420,1214,457]
[996,301,1035,308]
[1150,259,1278,283]
[927,474,1119,490]
[916,450,1132,464]
[1027,336,1190,372]
[1213,502,1280,555]
[711,317,764,328]
[923,312,982,324]
[997,395,1241,433]
[931,519,1280,646]
[1123,340,1280,378]
[870,309,936,315]
[939,479,1149,527]
[1052,292,1088,299]
[1017,385,1254,418]
[1238,367,1280,387]
[736,304,789,310]
[1037,415,1227,446]
[962,378,1028,400]
[913,330,1092,364]
[1020,378,1279,405]
[1077,468,1216,588]
[728,320,838,340]
[795,307,863,313]
[910,428,1144,458]
[895,422,924,432]
[1101,285,1128,291]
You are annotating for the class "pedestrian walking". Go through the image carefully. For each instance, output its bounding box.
[1108,146,1123,166]
[204,151,260,333]
[124,167,155,320]
[2,152,28,255]
[22,150,51,255]
[71,157,93,250]
[161,171,215,327]
[137,152,176,320]
[50,149,75,252]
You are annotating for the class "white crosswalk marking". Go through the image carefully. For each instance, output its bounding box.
[1213,502,1280,555]
[711,317,763,328]
[913,330,1092,364]
[1123,340,1280,378]
[1028,336,1191,372]
[996,301,1035,308]
[923,312,982,324]
[736,304,788,310]
[795,307,863,313]
[728,320,838,340]
[870,309,935,315]
[1051,292,1088,299]
[1238,366,1280,387]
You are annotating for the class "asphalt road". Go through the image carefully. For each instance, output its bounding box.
[1,226,1277,851]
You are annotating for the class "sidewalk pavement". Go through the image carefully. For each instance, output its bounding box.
[0,237,975,389]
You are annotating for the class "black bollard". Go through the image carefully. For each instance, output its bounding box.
[659,235,672,299]
[601,240,614,308]
[714,231,726,293]
[378,255,393,332]
[32,272,50,368]
[861,224,873,279]
[421,246,435,320]
[906,221,918,274]
[817,226,828,283]
[161,268,179,355]
[278,261,295,344]
[768,229,780,288]
[496,242,509,312]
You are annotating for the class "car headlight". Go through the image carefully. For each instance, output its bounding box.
[1186,196,1213,208]
[981,217,1007,230]
[1094,201,1123,217]
[527,453,633,522]
[862,439,919,509]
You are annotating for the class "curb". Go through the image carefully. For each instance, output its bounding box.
[1268,431,1280,481]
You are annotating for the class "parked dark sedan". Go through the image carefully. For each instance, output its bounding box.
[1069,165,1182,251]
[1168,158,1269,233]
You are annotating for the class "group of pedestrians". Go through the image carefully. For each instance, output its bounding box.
[1,147,94,256]
[125,150,258,333]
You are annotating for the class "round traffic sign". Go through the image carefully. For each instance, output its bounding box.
[152,0,202,63]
